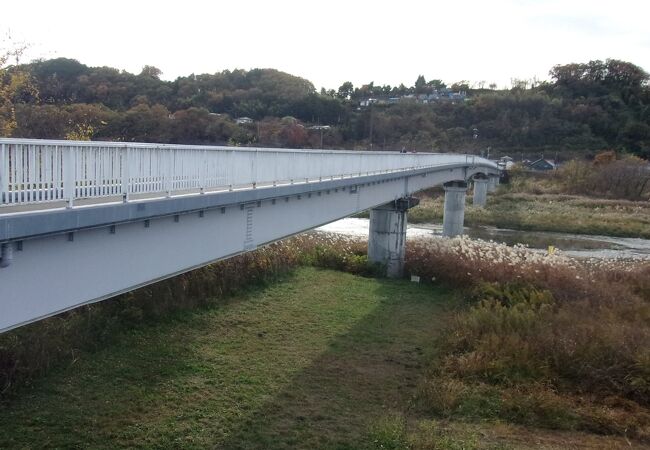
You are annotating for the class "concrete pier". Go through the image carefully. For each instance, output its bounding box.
[368,197,419,277]
[472,177,488,207]
[487,175,498,192]
[442,181,467,237]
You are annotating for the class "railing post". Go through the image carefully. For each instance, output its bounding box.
[199,149,206,194]
[252,149,258,188]
[63,146,75,208]
[0,143,7,205]
[272,151,278,186]
[166,148,172,197]
[121,146,130,202]
[228,150,234,191]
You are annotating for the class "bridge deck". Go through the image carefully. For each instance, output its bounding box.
[0,138,498,333]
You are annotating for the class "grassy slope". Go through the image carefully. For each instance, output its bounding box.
[0,268,642,449]
[409,190,650,239]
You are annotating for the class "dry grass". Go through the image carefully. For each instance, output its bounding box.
[409,189,650,238]
[405,236,650,440]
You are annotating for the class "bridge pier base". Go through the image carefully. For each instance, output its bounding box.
[368,197,419,278]
[472,177,488,208]
[443,181,467,237]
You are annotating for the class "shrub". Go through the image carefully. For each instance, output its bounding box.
[407,236,650,439]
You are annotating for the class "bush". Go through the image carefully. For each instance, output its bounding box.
[558,156,650,200]
[406,236,650,439]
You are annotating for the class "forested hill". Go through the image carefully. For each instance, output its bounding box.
[1,57,649,158]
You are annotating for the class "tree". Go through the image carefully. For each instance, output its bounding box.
[139,65,162,79]
[451,81,469,92]
[427,79,446,90]
[0,41,37,136]
[414,75,427,94]
[337,81,354,100]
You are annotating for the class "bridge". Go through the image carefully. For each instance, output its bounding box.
[0,138,499,333]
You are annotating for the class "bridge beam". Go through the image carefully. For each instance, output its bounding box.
[368,197,419,278]
[472,176,489,208]
[443,181,467,237]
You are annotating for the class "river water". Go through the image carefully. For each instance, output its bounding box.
[317,218,650,260]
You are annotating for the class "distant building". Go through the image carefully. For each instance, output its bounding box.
[236,117,254,125]
[358,90,467,108]
[499,156,515,169]
[528,159,556,171]
[359,98,379,107]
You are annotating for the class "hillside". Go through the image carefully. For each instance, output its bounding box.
[1,57,649,157]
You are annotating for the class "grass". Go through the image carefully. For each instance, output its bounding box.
[0,267,450,449]
[409,188,650,239]
[0,234,370,396]
[404,236,650,443]
[1,264,646,449]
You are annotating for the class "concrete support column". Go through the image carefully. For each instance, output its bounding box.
[368,197,419,278]
[473,178,488,207]
[487,175,498,192]
[443,181,467,237]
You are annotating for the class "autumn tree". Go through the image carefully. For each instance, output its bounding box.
[0,41,37,136]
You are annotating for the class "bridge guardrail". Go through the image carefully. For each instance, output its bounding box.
[0,138,496,208]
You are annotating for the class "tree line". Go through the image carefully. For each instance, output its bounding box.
[1,56,648,158]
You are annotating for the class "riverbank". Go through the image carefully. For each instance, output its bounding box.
[409,190,650,239]
[1,267,645,449]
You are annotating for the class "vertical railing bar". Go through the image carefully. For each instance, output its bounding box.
[121,145,130,202]
[28,144,34,203]
[43,145,49,201]
[36,145,42,202]
[17,145,23,204]
[63,145,75,208]
[166,147,172,197]
[0,143,6,205]
[96,147,101,197]
[10,144,15,204]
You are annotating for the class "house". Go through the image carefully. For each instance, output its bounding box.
[236,117,254,125]
[528,159,556,171]
[359,98,379,107]
[499,156,515,170]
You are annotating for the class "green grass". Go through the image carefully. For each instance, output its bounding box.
[0,267,451,449]
[409,190,650,238]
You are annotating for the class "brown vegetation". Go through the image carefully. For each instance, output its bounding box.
[509,153,650,201]
[406,237,650,440]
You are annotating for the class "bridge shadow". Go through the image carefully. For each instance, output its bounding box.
[0,270,450,450]
[211,276,449,449]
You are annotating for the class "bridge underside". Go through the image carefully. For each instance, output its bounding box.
[0,165,491,333]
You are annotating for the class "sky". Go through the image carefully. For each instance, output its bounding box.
[3,0,649,90]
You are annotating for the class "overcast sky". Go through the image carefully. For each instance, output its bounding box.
[3,0,649,90]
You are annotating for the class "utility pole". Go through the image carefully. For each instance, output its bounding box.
[308,125,330,149]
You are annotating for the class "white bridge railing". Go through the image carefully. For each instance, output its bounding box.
[0,138,494,207]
